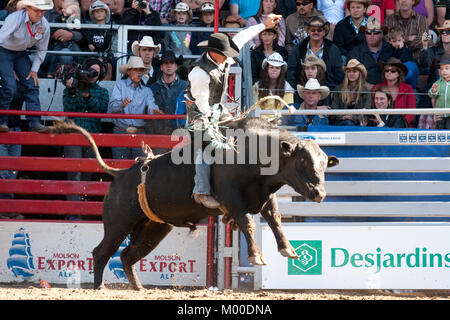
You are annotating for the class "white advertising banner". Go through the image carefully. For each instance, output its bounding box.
[0,221,207,286]
[261,223,450,289]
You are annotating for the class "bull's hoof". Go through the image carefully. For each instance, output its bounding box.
[130,284,145,291]
[279,247,299,259]
[249,255,267,266]
[94,284,106,290]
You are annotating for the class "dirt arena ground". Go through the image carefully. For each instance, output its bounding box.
[0,283,449,300]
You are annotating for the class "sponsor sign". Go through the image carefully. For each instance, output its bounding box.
[0,221,206,286]
[399,132,448,144]
[294,133,346,145]
[261,223,450,289]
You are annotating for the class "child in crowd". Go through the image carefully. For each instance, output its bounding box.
[82,0,113,79]
[429,55,450,129]
[191,2,215,55]
[163,2,193,56]
[61,0,81,28]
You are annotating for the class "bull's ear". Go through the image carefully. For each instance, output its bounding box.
[280,141,296,157]
[327,156,339,168]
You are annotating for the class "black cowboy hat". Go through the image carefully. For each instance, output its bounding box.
[157,50,184,66]
[197,33,240,58]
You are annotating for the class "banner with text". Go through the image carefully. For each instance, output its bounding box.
[261,223,450,289]
[0,221,206,286]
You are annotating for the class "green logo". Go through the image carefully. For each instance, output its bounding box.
[288,240,322,275]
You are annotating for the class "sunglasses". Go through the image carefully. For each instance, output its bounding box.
[384,68,398,73]
[296,1,312,6]
[441,30,450,35]
[309,27,324,33]
[365,30,382,35]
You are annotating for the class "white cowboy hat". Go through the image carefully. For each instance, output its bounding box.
[297,78,330,100]
[174,1,189,11]
[200,2,215,12]
[17,0,53,10]
[119,56,149,74]
[261,52,287,72]
[89,0,111,23]
[131,36,162,57]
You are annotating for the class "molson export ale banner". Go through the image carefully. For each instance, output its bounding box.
[261,223,450,289]
[0,221,206,286]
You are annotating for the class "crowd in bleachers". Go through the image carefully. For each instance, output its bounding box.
[1,0,450,219]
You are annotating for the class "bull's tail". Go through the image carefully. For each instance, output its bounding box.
[49,119,124,177]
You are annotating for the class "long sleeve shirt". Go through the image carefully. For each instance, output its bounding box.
[429,77,450,117]
[0,10,50,72]
[108,78,159,128]
[63,83,109,133]
[188,23,266,115]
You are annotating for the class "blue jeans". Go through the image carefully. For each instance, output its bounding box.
[0,47,41,127]
[111,127,145,160]
[0,126,22,200]
[193,148,213,195]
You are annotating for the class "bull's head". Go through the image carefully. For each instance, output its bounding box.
[280,139,338,202]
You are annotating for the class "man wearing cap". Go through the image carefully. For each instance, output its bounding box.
[148,51,186,143]
[108,56,160,160]
[287,16,344,94]
[0,0,52,132]
[184,13,281,209]
[384,0,427,59]
[348,16,395,89]
[131,36,162,86]
[333,0,370,64]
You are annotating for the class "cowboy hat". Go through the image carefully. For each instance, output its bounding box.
[198,33,240,58]
[359,16,388,35]
[17,0,53,10]
[200,2,215,13]
[305,16,330,35]
[119,56,149,74]
[438,54,450,66]
[378,57,408,76]
[131,36,162,57]
[170,1,193,22]
[297,78,330,100]
[437,20,450,31]
[346,0,371,7]
[156,50,183,66]
[89,0,111,23]
[343,58,367,80]
[262,52,287,72]
[301,53,326,72]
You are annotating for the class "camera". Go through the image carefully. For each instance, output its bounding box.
[57,62,100,95]
[426,33,433,40]
[137,0,147,9]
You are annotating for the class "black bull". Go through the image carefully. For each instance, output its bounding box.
[50,117,338,290]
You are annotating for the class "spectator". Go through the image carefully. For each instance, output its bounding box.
[246,0,287,48]
[43,0,84,77]
[331,58,371,126]
[252,52,294,121]
[82,0,114,80]
[278,0,297,18]
[121,0,162,53]
[182,0,226,14]
[384,0,427,60]
[251,26,288,83]
[333,0,370,64]
[222,14,243,38]
[148,0,178,25]
[229,0,262,25]
[131,36,162,86]
[285,0,325,51]
[297,53,329,106]
[362,85,408,127]
[428,55,450,129]
[164,2,193,55]
[373,57,416,127]
[317,0,345,40]
[287,16,344,93]
[412,0,434,28]
[352,0,395,25]
[0,0,52,133]
[191,2,215,55]
[436,0,450,28]
[348,16,393,89]
[0,0,20,20]
[148,50,186,139]
[286,78,330,126]
[62,59,109,215]
[108,56,160,159]
[81,0,125,20]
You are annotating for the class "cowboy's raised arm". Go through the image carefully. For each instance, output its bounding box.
[231,13,281,50]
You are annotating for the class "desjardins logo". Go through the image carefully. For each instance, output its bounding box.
[288,240,322,275]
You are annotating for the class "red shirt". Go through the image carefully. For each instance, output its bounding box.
[372,81,417,128]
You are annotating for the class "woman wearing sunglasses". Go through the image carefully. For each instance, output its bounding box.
[372,57,416,127]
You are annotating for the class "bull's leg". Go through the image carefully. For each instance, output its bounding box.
[260,194,298,259]
[233,212,267,266]
[120,219,173,290]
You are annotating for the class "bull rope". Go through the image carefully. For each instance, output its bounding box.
[136,142,167,225]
